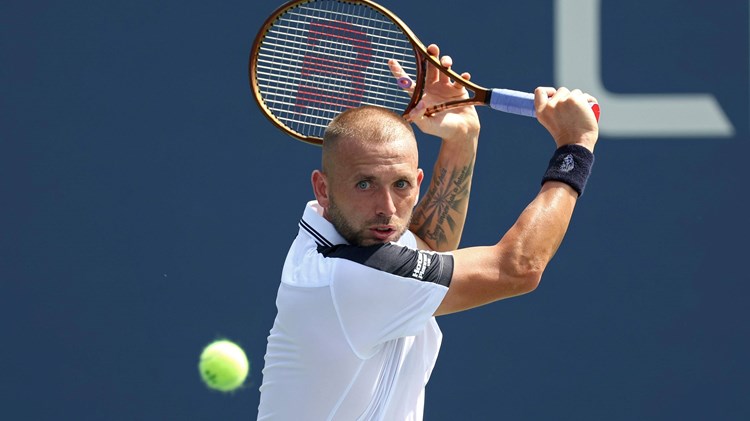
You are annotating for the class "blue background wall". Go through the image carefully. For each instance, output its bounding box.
[2,0,748,419]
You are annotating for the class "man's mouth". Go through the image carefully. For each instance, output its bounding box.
[371,226,396,240]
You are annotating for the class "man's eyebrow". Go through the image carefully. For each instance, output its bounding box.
[352,173,375,180]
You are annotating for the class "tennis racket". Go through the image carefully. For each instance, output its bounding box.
[249,0,600,145]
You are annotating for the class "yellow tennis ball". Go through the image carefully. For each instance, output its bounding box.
[198,339,249,392]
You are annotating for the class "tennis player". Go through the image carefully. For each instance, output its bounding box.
[257,44,599,420]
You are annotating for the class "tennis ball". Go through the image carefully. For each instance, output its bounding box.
[199,339,249,392]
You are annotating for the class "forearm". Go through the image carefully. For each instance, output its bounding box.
[496,181,578,281]
[410,132,478,251]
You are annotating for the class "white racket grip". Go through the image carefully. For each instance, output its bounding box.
[489,89,536,117]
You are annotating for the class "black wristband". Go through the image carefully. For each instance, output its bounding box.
[541,144,595,197]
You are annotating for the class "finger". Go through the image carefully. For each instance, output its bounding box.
[581,92,600,120]
[425,44,441,84]
[567,89,592,109]
[535,86,555,113]
[535,86,556,101]
[440,55,452,69]
[553,86,571,101]
[388,59,415,94]
[426,43,440,57]
[387,58,404,76]
[437,55,454,84]
[453,72,471,90]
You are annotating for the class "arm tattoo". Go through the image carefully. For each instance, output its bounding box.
[413,163,473,248]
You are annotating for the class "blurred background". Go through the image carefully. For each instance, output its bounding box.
[2,0,748,419]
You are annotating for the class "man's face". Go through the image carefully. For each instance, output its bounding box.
[318,136,423,246]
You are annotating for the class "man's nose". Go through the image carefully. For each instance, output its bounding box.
[375,188,397,216]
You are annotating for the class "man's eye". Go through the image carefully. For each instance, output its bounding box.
[356,181,370,190]
[395,180,409,189]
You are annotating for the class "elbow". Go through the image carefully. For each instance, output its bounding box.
[505,267,542,296]
[498,252,546,295]
[520,270,543,294]
[522,256,547,293]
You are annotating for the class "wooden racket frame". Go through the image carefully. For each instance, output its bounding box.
[249,0,491,145]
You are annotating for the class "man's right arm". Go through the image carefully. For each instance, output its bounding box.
[434,87,599,316]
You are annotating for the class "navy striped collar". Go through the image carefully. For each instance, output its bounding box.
[298,200,348,248]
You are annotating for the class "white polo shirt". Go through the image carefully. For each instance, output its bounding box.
[257,201,454,421]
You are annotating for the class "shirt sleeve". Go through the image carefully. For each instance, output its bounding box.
[324,241,453,359]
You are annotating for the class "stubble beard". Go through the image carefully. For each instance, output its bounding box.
[327,196,412,246]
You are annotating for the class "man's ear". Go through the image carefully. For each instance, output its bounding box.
[311,170,330,208]
[414,168,424,207]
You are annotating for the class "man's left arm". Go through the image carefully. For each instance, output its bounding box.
[391,44,480,252]
[410,120,478,252]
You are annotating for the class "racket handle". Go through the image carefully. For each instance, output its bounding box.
[488,88,600,121]
[489,89,536,117]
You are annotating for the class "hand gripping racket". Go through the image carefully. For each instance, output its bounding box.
[249,0,600,145]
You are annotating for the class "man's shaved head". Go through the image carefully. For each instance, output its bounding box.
[321,106,416,174]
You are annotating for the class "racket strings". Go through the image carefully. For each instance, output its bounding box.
[276,13,417,63]
[254,0,417,139]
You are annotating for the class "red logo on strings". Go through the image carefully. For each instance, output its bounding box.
[296,20,373,110]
